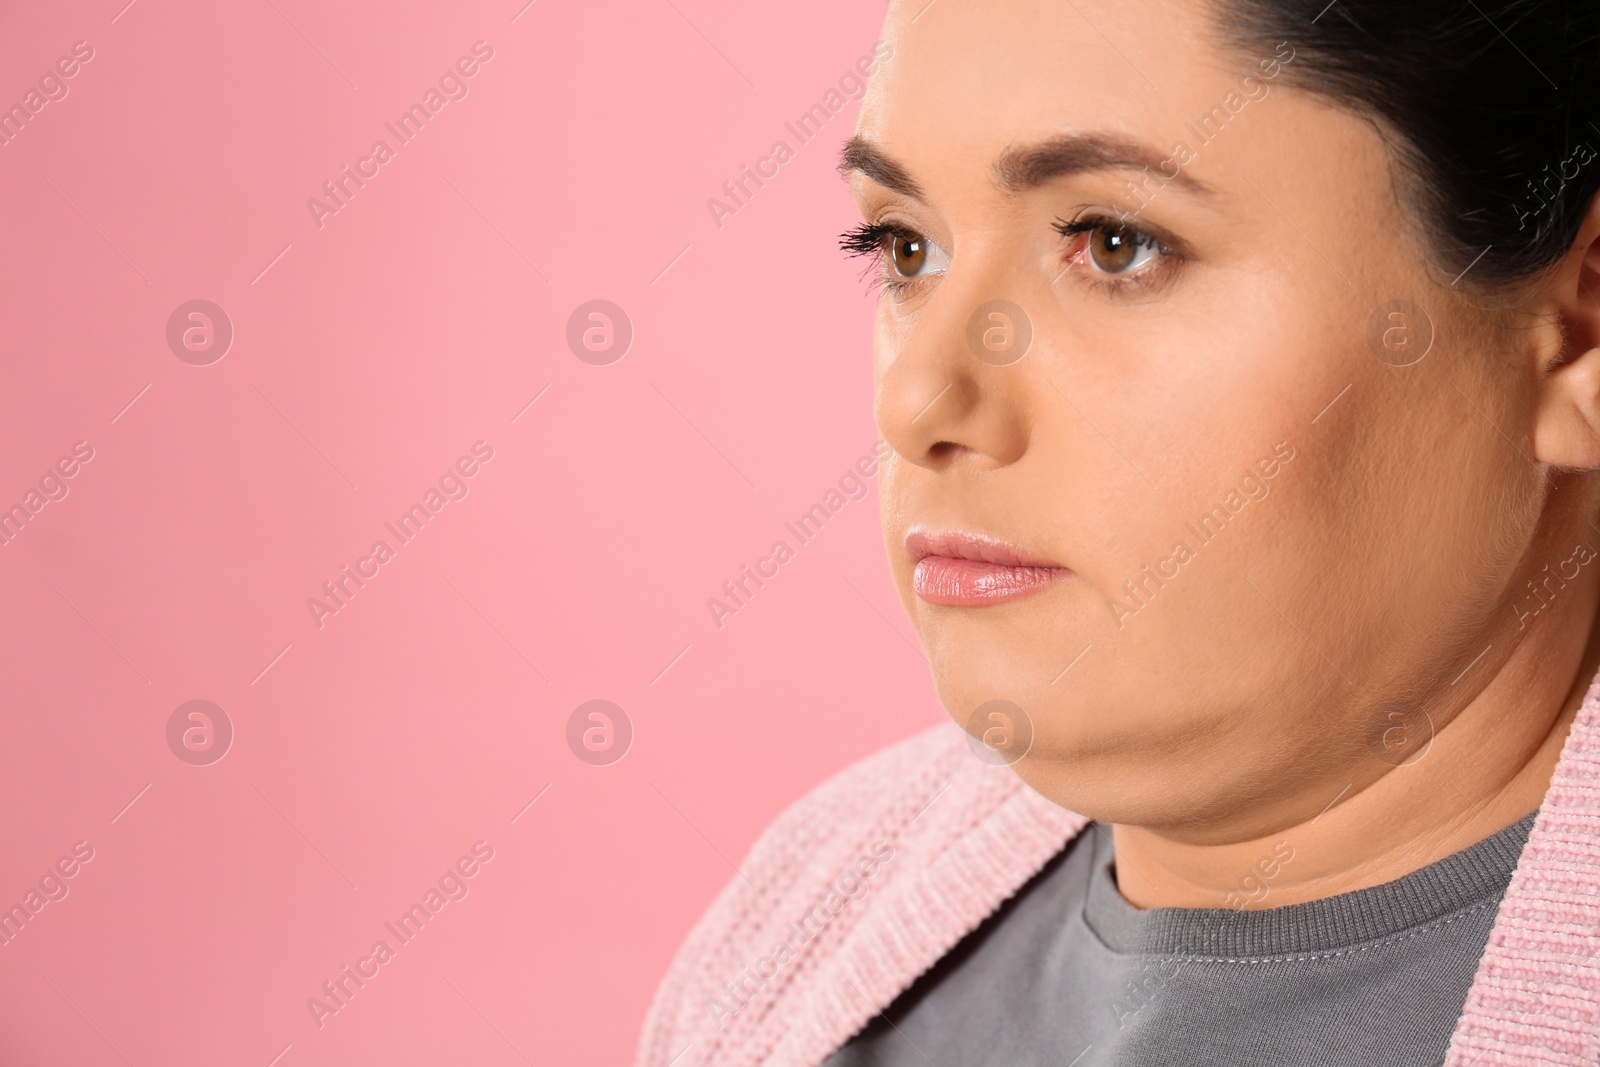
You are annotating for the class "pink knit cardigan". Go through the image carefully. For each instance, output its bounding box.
[637,664,1600,1067]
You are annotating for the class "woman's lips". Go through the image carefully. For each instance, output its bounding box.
[906,530,1072,607]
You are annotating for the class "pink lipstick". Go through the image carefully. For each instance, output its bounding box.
[906,529,1072,607]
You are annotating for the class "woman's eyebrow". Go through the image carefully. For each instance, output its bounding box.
[997,132,1217,195]
[839,132,1216,198]
[838,135,926,197]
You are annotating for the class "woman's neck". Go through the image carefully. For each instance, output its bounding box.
[1107,562,1600,912]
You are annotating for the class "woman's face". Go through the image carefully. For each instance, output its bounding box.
[848,0,1553,835]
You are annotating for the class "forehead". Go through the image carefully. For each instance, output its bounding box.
[856,0,1246,183]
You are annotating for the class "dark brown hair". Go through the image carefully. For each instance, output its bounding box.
[1218,0,1600,289]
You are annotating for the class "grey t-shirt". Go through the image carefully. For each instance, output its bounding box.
[824,811,1537,1067]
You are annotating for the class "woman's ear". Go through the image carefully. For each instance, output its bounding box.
[1531,191,1600,469]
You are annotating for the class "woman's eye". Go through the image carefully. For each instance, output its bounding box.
[893,234,926,275]
[1083,222,1160,274]
[888,230,948,279]
[1050,214,1172,287]
[840,222,950,289]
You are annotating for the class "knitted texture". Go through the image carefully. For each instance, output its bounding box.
[639,667,1600,1067]
[1444,664,1600,1066]
[634,723,1084,1067]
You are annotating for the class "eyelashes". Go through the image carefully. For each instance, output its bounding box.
[839,213,1182,298]
[839,221,938,296]
[839,220,908,259]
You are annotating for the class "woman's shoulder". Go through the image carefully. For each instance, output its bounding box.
[636,718,1086,1067]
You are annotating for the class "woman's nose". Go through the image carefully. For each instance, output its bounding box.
[874,279,1034,472]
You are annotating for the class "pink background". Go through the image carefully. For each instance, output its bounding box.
[0,1,939,1063]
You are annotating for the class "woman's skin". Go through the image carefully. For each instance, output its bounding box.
[844,0,1600,909]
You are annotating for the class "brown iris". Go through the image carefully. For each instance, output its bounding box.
[1086,223,1147,273]
[892,233,928,276]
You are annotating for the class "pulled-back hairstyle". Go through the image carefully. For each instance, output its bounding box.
[1217,0,1600,290]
